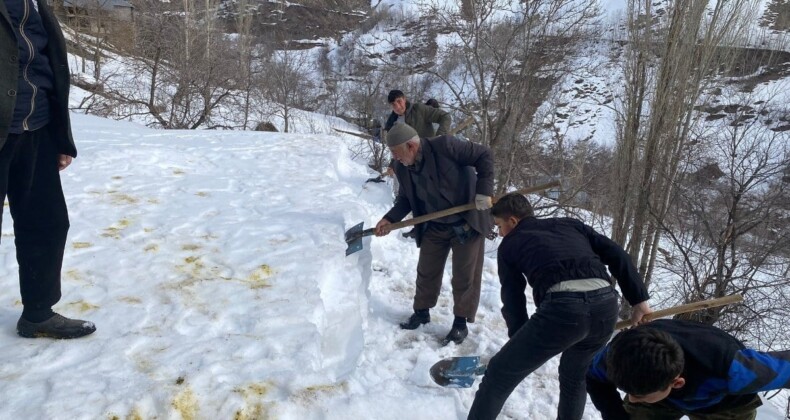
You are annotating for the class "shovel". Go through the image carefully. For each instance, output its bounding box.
[345,180,561,256]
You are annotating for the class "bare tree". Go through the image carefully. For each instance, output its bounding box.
[96,0,236,128]
[659,95,790,349]
[259,46,317,133]
[609,0,758,289]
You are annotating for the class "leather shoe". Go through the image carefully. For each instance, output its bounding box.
[17,313,96,339]
[441,326,468,346]
[399,311,430,330]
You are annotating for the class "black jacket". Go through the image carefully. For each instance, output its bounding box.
[384,135,493,247]
[497,217,649,336]
[0,0,75,156]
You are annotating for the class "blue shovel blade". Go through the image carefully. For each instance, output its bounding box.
[430,356,485,388]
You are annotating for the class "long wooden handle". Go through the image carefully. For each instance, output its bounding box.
[614,294,743,330]
[449,116,475,135]
[386,180,561,231]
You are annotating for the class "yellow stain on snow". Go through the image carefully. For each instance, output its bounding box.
[72,241,93,249]
[64,269,84,282]
[247,265,275,289]
[233,382,273,420]
[182,244,201,251]
[118,296,142,304]
[144,243,159,253]
[67,300,98,313]
[171,387,199,420]
[292,381,347,405]
[107,407,142,420]
[102,219,133,239]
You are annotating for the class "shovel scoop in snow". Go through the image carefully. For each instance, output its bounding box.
[430,356,487,388]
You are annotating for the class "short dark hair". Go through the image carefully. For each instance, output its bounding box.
[606,326,684,395]
[388,90,405,103]
[425,98,440,108]
[491,193,534,219]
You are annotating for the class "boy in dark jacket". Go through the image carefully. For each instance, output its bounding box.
[468,193,651,420]
[587,319,790,419]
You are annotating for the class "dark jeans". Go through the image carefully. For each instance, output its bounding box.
[0,126,69,311]
[468,287,619,420]
[624,394,762,420]
[414,222,485,322]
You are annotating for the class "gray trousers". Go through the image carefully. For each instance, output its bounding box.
[413,223,485,322]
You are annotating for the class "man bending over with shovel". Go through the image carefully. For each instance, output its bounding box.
[467,193,651,420]
[374,123,494,346]
[587,319,790,419]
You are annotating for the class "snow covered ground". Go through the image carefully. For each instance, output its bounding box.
[0,113,786,419]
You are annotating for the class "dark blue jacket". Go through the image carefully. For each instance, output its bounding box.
[497,217,649,337]
[1,0,76,155]
[587,319,790,418]
[4,0,54,134]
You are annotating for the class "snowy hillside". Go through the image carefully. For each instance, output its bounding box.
[0,114,786,419]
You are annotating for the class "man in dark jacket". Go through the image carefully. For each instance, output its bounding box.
[1,0,95,338]
[468,193,651,420]
[374,123,493,346]
[587,319,790,419]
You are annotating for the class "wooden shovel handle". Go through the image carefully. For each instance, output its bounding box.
[386,180,561,231]
[614,294,743,330]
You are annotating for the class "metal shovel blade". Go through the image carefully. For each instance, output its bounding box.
[345,222,364,256]
[429,356,486,388]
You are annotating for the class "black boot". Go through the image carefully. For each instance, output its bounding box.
[17,313,97,339]
[441,326,468,346]
[399,309,430,330]
[442,316,469,346]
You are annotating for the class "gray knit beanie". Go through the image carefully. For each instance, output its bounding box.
[386,123,419,147]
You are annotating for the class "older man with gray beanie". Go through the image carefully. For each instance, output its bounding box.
[375,123,494,346]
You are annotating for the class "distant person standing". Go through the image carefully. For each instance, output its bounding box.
[374,123,493,346]
[384,90,450,139]
[1,0,96,338]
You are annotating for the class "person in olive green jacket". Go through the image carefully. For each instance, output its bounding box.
[1,0,95,339]
[384,90,450,138]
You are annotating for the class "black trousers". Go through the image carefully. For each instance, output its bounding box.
[0,126,69,311]
[468,288,619,420]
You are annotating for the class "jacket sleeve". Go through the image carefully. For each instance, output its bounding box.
[432,136,494,196]
[580,222,649,306]
[587,350,630,420]
[498,245,528,338]
[383,168,413,223]
[728,349,790,394]
[427,106,451,135]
